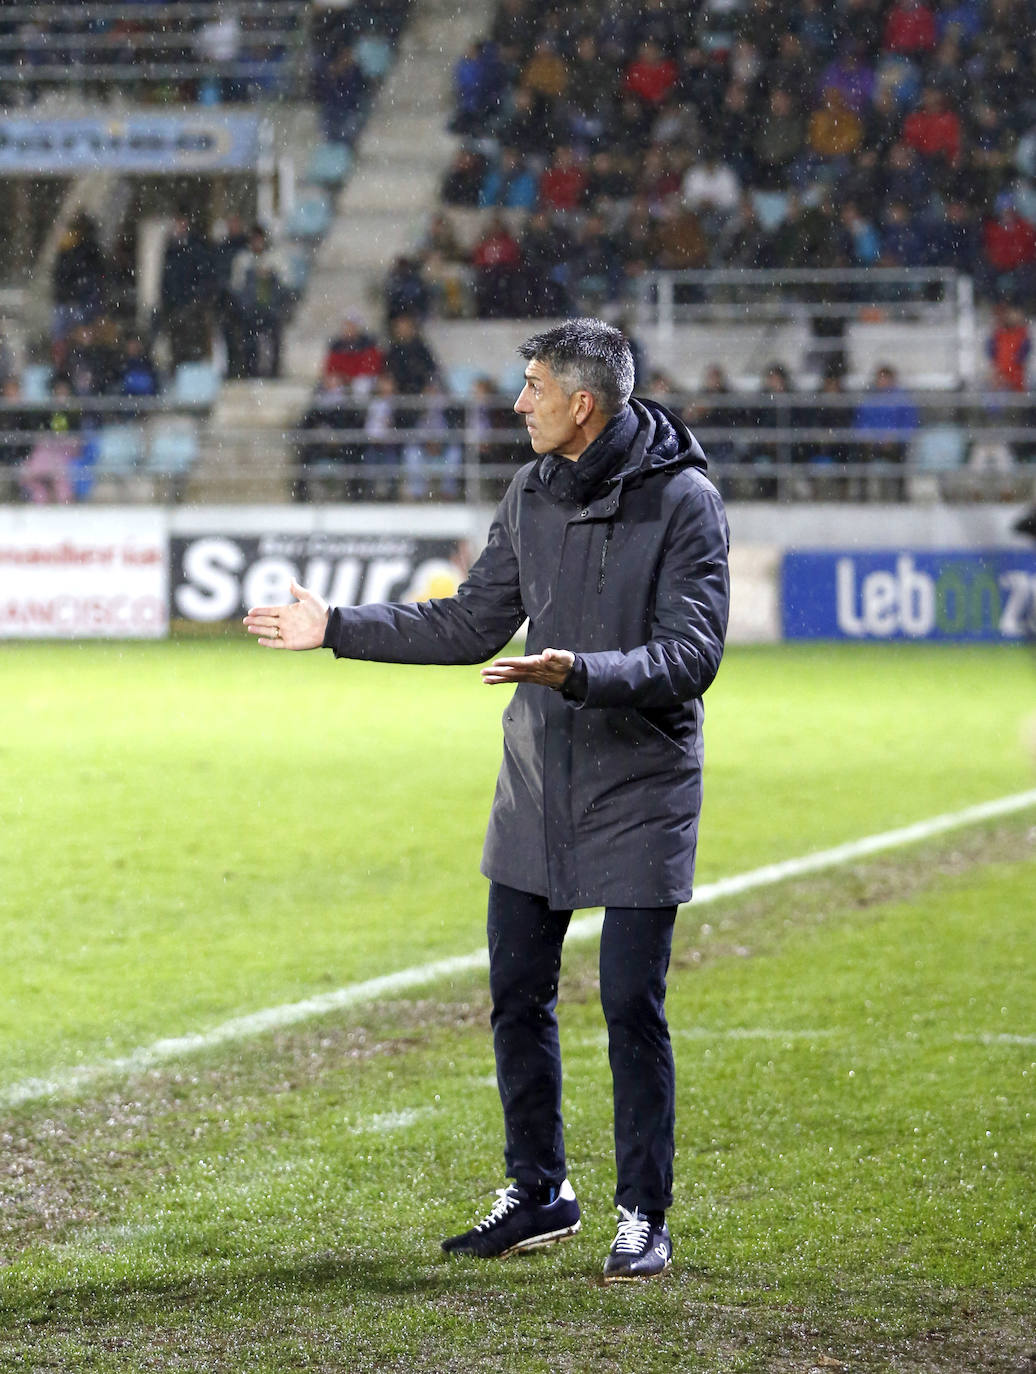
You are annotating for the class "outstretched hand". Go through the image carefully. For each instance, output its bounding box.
[480,647,575,689]
[243,579,329,650]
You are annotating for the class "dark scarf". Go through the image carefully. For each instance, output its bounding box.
[538,403,639,505]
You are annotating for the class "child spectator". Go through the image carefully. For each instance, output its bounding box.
[363,373,401,499]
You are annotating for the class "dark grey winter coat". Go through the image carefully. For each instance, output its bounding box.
[323,398,730,909]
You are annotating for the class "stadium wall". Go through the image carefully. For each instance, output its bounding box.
[1,503,1033,645]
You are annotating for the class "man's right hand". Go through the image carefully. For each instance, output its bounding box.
[243,579,329,650]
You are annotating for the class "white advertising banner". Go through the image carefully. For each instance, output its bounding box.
[0,508,168,639]
[727,543,780,644]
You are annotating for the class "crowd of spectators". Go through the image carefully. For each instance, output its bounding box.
[291,299,1033,504]
[295,312,530,501]
[44,208,298,389]
[0,204,304,502]
[385,0,1036,331]
[309,0,412,145]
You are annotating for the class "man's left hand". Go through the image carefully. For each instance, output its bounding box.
[481,647,575,689]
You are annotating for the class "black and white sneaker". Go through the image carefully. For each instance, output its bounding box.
[441,1180,581,1258]
[602,1206,672,1283]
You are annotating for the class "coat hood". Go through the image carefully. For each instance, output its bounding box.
[624,396,709,480]
[537,396,708,505]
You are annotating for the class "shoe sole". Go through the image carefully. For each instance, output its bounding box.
[602,1255,672,1284]
[498,1218,581,1258]
[445,1219,581,1260]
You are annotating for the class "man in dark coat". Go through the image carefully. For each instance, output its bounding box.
[160,214,216,367]
[244,319,729,1283]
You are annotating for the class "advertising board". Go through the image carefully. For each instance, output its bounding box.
[0,508,167,639]
[170,530,472,622]
[782,550,1036,642]
[0,114,262,174]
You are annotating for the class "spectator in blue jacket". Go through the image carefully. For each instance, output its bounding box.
[451,40,505,136]
[853,363,920,497]
[479,147,540,210]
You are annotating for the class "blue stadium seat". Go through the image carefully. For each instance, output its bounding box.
[500,363,528,395]
[909,425,966,471]
[283,247,312,294]
[146,416,200,477]
[751,191,791,232]
[354,35,392,79]
[286,192,333,240]
[446,364,483,396]
[20,364,52,400]
[94,423,145,477]
[304,142,353,186]
[172,362,221,407]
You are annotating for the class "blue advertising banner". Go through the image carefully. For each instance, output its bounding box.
[0,115,262,174]
[782,550,1036,642]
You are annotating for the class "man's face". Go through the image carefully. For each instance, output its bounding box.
[514,358,583,458]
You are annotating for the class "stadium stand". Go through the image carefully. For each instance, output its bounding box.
[277,0,1035,504]
[0,0,1034,506]
[0,2,311,106]
[0,0,416,501]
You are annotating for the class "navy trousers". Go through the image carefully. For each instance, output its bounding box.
[487,881,677,1213]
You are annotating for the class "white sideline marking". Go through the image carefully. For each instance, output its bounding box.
[962,1032,1036,1047]
[348,1107,433,1134]
[4,787,1035,1111]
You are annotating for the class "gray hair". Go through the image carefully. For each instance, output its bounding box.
[517,317,635,416]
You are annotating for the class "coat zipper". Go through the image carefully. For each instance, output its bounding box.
[597,521,613,593]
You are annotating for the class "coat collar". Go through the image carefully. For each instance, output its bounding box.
[536,404,639,506]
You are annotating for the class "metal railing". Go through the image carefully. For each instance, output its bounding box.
[0,1,310,95]
[1,389,1033,506]
[635,268,978,388]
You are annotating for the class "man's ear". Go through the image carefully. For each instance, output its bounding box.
[572,389,596,426]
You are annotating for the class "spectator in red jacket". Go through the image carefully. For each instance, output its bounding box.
[624,40,679,107]
[538,145,588,213]
[324,317,385,389]
[902,87,961,166]
[472,212,523,317]
[981,197,1036,305]
[882,0,937,54]
[983,202,1036,272]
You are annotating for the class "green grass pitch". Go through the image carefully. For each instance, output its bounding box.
[0,638,1033,1372]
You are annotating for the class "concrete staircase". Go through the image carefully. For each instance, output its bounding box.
[186,377,311,502]
[283,0,495,378]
